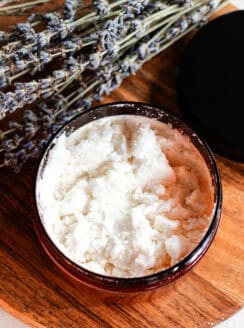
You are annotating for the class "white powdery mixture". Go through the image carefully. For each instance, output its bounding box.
[37,115,214,277]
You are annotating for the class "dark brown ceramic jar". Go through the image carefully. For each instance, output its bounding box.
[33,102,222,302]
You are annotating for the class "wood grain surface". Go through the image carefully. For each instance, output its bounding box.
[0,3,243,328]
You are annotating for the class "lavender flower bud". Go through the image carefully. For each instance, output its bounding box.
[39,139,48,148]
[138,43,149,59]
[28,14,36,22]
[37,32,50,49]
[199,5,210,15]
[16,47,29,57]
[15,60,26,72]
[65,56,84,73]
[88,52,102,69]
[121,59,140,76]
[107,44,119,58]
[2,139,16,151]
[0,74,7,89]
[165,27,180,41]
[17,23,37,44]
[209,0,220,9]
[24,122,38,138]
[188,11,202,24]
[53,70,68,83]
[25,93,38,104]
[15,89,26,102]
[59,21,71,39]
[64,0,82,21]
[39,78,52,89]
[177,17,189,32]
[93,0,110,18]
[39,51,51,65]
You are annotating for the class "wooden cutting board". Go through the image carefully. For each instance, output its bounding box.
[0,3,243,328]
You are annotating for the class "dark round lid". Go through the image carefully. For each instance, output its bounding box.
[179,10,244,162]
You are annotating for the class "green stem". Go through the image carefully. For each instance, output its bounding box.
[0,0,49,11]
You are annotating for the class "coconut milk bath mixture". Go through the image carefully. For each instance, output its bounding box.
[37,115,214,277]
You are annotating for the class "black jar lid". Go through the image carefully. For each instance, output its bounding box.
[179,10,244,162]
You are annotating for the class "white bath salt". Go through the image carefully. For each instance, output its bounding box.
[37,115,214,277]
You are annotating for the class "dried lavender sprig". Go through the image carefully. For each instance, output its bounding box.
[0,35,88,87]
[0,58,89,119]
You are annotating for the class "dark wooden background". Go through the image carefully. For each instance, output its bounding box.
[0,3,243,328]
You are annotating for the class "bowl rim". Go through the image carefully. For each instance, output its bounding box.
[33,101,222,291]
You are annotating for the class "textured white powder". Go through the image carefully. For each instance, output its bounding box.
[37,115,214,277]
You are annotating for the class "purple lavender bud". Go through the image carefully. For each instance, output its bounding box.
[199,5,209,15]
[53,70,67,82]
[15,89,26,102]
[59,21,70,39]
[0,74,7,89]
[39,78,52,90]
[28,14,36,22]
[16,48,30,57]
[15,60,26,72]
[64,0,83,21]
[209,0,219,9]
[17,23,31,34]
[37,32,50,48]
[148,42,160,54]
[24,123,38,138]
[39,139,48,148]
[93,0,109,18]
[165,27,180,40]
[8,100,19,113]
[23,110,38,122]
[39,50,51,65]
[31,147,39,158]
[26,93,38,104]
[138,43,148,59]
[188,11,202,24]
[2,139,16,151]
[88,52,102,69]
[63,40,76,50]
[24,141,35,150]
[131,19,143,31]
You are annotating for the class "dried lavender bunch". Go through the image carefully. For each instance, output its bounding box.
[0,1,205,117]
[0,0,229,171]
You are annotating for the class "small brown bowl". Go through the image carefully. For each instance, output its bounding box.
[33,102,222,302]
